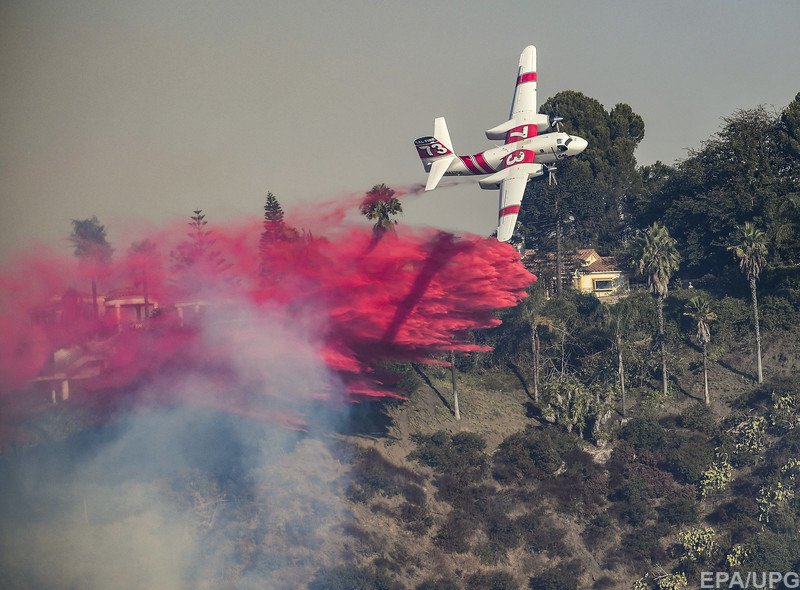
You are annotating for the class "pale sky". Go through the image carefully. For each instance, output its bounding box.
[2,0,799,260]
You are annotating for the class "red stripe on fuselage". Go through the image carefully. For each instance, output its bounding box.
[516,72,537,84]
[459,155,482,175]
[473,152,494,174]
[499,205,521,218]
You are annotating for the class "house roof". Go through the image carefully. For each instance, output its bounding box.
[523,249,624,274]
[582,256,621,273]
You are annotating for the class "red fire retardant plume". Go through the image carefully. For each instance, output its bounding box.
[0,193,534,439]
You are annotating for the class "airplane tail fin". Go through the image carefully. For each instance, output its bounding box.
[414,117,455,191]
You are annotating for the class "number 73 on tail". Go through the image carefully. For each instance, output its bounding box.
[413,45,588,242]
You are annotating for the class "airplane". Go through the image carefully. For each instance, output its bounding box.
[414,45,588,242]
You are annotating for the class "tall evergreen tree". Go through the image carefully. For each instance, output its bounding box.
[518,91,645,258]
[70,216,113,319]
[639,98,800,272]
[260,191,292,245]
[169,210,231,296]
[728,222,768,383]
[630,222,680,396]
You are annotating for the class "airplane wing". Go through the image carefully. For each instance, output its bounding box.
[509,45,537,119]
[496,175,529,242]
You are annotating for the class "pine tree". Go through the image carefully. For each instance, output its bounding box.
[169,209,230,284]
[260,191,288,245]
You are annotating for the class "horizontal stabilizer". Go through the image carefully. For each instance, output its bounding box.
[425,156,455,191]
[434,117,453,152]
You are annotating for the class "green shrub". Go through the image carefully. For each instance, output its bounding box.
[658,496,698,525]
[473,542,507,565]
[518,511,568,556]
[493,426,575,483]
[544,449,609,513]
[416,579,461,590]
[347,447,425,504]
[308,564,394,590]
[620,524,668,565]
[760,294,800,331]
[711,296,750,353]
[679,404,719,435]
[583,512,615,544]
[742,531,800,572]
[434,514,474,553]
[528,567,578,590]
[619,415,666,452]
[409,431,489,485]
[664,433,715,484]
[484,505,522,549]
[398,501,433,535]
[465,570,516,590]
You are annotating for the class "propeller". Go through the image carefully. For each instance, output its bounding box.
[546,164,558,187]
[549,103,563,132]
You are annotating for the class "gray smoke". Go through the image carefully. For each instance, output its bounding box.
[0,299,353,589]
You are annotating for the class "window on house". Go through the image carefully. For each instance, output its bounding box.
[593,279,614,292]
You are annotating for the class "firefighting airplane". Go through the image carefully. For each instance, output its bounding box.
[414,45,588,242]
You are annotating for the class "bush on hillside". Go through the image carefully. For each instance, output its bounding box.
[347,447,425,504]
[619,415,666,452]
[409,431,489,485]
[416,579,461,590]
[663,432,715,484]
[517,510,569,556]
[529,566,579,590]
[465,570,516,590]
[493,426,575,483]
[434,514,474,553]
[583,512,616,544]
[308,564,395,590]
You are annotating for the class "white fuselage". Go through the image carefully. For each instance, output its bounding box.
[443,131,588,176]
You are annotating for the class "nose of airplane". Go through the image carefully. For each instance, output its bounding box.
[573,137,588,153]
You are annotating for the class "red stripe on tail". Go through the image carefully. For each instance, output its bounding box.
[499,205,521,219]
[516,72,537,84]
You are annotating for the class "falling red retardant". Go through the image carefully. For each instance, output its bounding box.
[0,192,534,441]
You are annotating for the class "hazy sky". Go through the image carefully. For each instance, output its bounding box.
[2,0,799,259]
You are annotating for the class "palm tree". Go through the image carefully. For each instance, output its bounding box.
[70,216,113,319]
[684,296,717,405]
[522,284,547,402]
[728,222,768,384]
[128,239,158,322]
[359,184,402,236]
[630,222,680,396]
[450,349,460,421]
[601,302,629,417]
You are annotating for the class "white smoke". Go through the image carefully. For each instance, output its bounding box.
[0,296,352,589]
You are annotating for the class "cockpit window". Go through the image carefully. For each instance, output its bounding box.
[565,138,573,146]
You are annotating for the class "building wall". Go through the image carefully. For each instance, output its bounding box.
[573,271,624,296]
